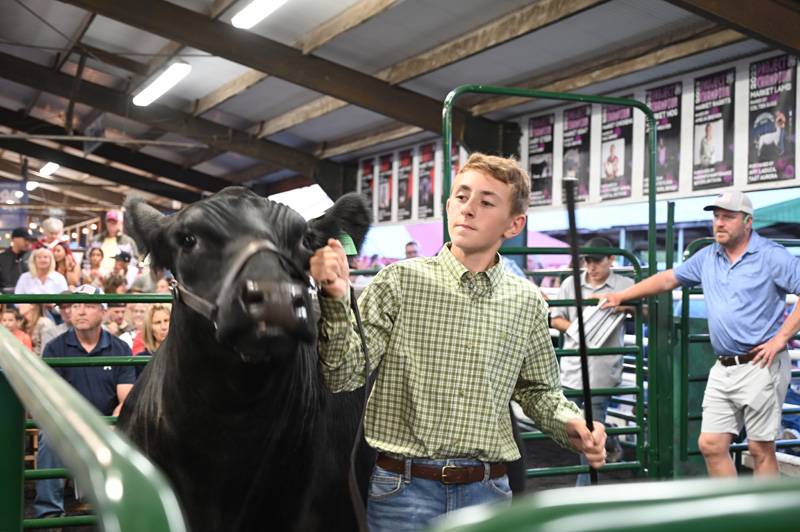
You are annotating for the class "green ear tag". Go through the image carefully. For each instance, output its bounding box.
[339,232,357,256]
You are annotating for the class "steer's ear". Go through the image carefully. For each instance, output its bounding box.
[124,196,172,269]
[304,193,371,253]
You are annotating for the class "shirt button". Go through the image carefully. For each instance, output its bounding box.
[458,389,465,397]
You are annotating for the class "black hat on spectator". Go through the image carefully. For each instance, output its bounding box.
[11,227,34,240]
[583,236,614,261]
[113,250,132,263]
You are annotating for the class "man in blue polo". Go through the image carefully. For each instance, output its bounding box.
[603,191,800,477]
[34,284,135,518]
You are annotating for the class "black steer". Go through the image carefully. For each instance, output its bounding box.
[117,187,372,532]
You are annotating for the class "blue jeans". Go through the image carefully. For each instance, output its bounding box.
[366,458,511,532]
[570,395,610,487]
[33,431,65,517]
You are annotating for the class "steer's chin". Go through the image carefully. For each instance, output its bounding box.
[233,332,298,365]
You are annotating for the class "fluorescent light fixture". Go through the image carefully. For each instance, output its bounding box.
[39,162,59,176]
[13,190,24,199]
[231,0,289,29]
[132,62,192,107]
[26,181,39,192]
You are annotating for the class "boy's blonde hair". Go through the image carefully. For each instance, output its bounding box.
[455,153,530,216]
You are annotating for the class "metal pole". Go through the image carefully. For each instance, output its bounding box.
[564,179,598,485]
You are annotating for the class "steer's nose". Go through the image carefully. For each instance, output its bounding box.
[241,280,312,339]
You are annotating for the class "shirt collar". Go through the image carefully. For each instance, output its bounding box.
[580,271,615,290]
[713,230,762,259]
[65,328,111,355]
[437,243,505,293]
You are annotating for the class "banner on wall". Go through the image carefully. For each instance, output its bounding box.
[377,154,393,222]
[644,82,681,194]
[600,99,633,200]
[397,149,413,221]
[692,68,735,190]
[748,54,796,184]
[417,142,436,219]
[528,114,554,206]
[358,158,374,212]
[562,105,592,202]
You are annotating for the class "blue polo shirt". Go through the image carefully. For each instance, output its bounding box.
[42,329,135,415]
[674,231,800,357]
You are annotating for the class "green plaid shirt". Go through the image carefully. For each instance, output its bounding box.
[318,244,581,462]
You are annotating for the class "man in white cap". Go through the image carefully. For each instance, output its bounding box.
[603,191,800,477]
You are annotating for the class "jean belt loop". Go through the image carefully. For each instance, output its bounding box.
[483,462,490,482]
[403,457,412,484]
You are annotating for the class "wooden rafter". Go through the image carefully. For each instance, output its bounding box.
[252,0,608,139]
[192,0,400,117]
[667,0,800,55]
[315,25,745,159]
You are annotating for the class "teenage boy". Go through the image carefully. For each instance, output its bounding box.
[311,153,606,530]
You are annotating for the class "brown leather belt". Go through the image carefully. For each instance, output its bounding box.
[376,454,506,485]
[718,353,757,367]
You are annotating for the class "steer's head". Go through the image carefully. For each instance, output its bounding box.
[125,187,369,364]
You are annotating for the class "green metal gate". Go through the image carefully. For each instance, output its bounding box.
[441,84,659,481]
[0,291,181,531]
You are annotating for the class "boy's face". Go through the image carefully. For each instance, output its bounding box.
[446,169,525,257]
[2,312,18,331]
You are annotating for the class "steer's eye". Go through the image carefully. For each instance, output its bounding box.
[178,233,197,250]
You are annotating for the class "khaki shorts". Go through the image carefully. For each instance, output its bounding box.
[701,350,791,441]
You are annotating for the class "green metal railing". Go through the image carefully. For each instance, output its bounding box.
[678,238,800,465]
[0,292,183,531]
[431,476,800,531]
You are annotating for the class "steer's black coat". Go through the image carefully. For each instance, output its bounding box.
[118,187,372,532]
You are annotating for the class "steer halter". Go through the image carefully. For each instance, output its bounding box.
[170,239,319,338]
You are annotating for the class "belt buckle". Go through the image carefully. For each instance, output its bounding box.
[441,465,459,484]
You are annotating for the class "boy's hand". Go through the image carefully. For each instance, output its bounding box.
[310,238,350,299]
[566,417,607,469]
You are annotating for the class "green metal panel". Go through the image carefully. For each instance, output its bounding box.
[431,477,800,531]
[0,372,24,532]
[0,325,186,532]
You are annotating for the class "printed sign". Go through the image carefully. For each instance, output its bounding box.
[417,143,436,219]
[645,82,682,193]
[692,69,735,190]
[600,99,633,200]
[397,149,413,221]
[562,105,592,202]
[748,55,796,183]
[377,154,393,222]
[528,114,554,206]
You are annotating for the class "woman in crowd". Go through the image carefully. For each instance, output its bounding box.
[135,303,171,377]
[17,303,57,356]
[14,248,68,294]
[52,242,81,288]
[1,306,33,350]
[82,245,106,287]
[120,302,148,354]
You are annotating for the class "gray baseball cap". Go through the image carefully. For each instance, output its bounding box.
[702,191,753,215]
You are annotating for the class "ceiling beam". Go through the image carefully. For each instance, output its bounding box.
[0,51,346,190]
[0,107,232,192]
[667,0,800,55]
[25,12,95,115]
[253,0,608,139]
[80,44,149,76]
[297,0,400,54]
[315,25,743,158]
[192,0,400,117]
[257,175,315,196]
[470,27,745,115]
[0,158,123,206]
[57,0,473,135]
[0,139,202,203]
